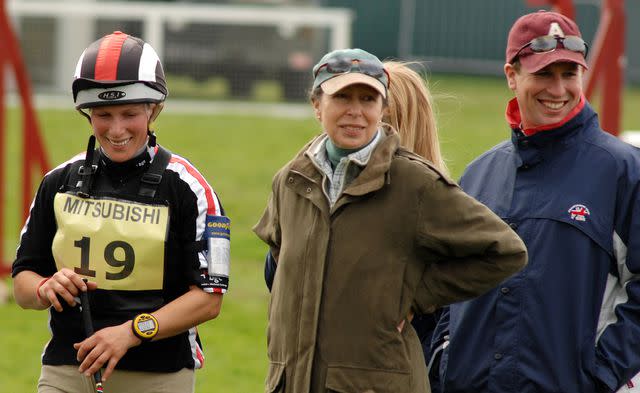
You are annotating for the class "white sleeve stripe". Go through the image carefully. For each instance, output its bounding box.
[168,154,221,216]
[45,152,86,177]
[596,231,637,341]
[613,231,634,283]
[167,161,209,240]
[188,327,204,369]
[166,155,221,269]
[16,199,36,255]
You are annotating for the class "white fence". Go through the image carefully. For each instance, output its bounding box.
[7,0,353,101]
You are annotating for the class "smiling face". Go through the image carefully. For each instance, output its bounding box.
[505,61,583,129]
[312,84,385,149]
[90,103,153,162]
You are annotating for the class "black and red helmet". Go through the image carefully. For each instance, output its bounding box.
[72,31,168,109]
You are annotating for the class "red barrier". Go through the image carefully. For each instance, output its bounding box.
[0,12,6,277]
[527,0,575,19]
[0,0,50,276]
[583,0,625,135]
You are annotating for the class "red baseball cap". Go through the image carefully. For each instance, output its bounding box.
[506,10,588,72]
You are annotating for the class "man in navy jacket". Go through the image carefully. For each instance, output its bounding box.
[431,10,640,393]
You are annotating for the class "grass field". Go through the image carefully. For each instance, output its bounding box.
[1,74,639,392]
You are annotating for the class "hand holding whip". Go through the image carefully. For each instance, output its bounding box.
[79,279,104,393]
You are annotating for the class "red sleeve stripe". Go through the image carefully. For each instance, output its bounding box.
[169,155,218,216]
[94,33,128,81]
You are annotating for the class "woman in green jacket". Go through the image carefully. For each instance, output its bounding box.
[254,48,527,393]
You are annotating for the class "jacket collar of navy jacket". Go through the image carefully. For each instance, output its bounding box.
[506,95,586,136]
[507,97,599,168]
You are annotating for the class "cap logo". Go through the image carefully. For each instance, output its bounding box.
[548,22,565,38]
[98,90,126,100]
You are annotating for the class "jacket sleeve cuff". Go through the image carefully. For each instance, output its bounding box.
[594,356,618,392]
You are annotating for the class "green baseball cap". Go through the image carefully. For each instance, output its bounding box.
[312,48,388,98]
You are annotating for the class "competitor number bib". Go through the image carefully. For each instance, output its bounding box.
[52,193,169,291]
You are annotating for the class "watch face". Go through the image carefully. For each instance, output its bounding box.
[137,319,156,332]
[133,313,158,340]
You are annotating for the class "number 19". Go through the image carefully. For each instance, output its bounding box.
[73,236,135,280]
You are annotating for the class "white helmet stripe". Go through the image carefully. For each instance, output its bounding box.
[74,50,86,79]
[139,43,160,83]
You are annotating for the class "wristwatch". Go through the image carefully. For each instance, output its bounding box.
[131,313,159,341]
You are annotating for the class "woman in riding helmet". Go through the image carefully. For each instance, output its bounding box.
[12,31,229,393]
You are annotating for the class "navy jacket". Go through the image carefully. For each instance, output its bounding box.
[432,101,640,393]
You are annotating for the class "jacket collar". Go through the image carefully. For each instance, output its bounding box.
[289,126,399,196]
[509,99,599,168]
[305,130,382,174]
[98,144,155,181]
[345,127,398,197]
[510,98,598,147]
[506,95,586,136]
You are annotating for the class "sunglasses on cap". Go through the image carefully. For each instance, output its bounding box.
[514,35,588,61]
[314,57,389,85]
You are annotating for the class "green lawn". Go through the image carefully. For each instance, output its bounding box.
[1,75,639,392]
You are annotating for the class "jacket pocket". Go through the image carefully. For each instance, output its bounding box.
[266,361,285,393]
[325,365,410,393]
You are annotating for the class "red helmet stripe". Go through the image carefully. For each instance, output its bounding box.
[94,32,129,81]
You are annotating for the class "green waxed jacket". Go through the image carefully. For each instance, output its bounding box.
[254,128,527,393]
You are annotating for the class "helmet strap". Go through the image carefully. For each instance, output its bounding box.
[77,135,98,198]
[147,130,157,147]
[77,108,91,123]
[147,102,163,148]
[150,102,164,123]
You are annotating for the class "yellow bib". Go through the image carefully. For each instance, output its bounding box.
[52,193,169,291]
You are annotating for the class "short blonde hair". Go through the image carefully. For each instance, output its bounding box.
[383,61,447,174]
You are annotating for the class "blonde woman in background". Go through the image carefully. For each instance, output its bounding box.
[383,60,447,174]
